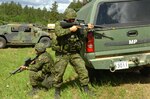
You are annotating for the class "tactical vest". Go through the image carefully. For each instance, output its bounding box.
[57,33,82,53]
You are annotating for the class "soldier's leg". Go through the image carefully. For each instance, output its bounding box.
[70,53,91,94]
[41,73,54,89]
[54,55,68,87]
[29,71,43,87]
[54,55,68,98]
[70,53,89,86]
[28,71,44,95]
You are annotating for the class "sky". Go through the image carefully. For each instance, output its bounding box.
[0,0,73,12]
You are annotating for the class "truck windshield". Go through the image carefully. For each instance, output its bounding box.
[96,0,150,26]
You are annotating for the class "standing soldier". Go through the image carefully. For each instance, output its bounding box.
[52,8,93,99]
[20,43,54,96]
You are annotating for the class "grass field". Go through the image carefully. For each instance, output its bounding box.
[0,47,150,99]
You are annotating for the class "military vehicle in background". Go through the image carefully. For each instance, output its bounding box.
[47,24,55,30]
[77,0,150,78]
[0,24,51,48]
[47,23,56,40]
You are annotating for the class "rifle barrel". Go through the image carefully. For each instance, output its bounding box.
[11,67,21,74]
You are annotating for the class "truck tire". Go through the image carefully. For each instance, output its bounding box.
[39,37,51,48]
[0,37,6,48]
[140,67,150,77]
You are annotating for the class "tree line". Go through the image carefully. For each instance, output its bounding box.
[0,0,89,26]
[0,1,59,25]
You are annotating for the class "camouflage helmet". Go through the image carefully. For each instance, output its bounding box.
[34,43,46,52]
[64,8,77,19]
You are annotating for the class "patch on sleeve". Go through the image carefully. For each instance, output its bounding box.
[38,55,48,62]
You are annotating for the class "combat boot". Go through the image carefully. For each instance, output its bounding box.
[83,85,89,93]
[27,86,40,96]
[82,85,94,96]
[54,87,61,99]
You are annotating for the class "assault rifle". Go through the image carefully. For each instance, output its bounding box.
[60,19,114,40]
[60,19,103,29]
[5,56,38,80]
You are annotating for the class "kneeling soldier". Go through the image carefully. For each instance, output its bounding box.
[20,43,54,96]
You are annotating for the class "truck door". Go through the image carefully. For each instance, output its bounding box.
[19,26,33,43]
[4,26,22,43]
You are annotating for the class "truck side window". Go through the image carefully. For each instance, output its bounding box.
[11,27,19,32]
[96,3,118,25]
[96,1,150,26]
[24,27,31,32]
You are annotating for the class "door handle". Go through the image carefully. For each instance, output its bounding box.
[127,30,138,37]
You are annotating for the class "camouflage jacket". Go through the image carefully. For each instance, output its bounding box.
[29,51,54,74]
[51,21,83,53]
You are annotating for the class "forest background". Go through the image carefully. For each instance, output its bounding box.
[0,0,88,26]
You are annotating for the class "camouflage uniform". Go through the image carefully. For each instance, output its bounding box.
[52,21,89,88]
[52,9,89,91]
[52,9,93,99]
[29,43,54,89]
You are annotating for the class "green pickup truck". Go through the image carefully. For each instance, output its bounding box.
[77,0,150,78]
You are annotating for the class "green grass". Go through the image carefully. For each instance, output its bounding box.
[0,48,149,99]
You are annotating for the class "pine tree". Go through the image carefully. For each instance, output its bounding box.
[68,0,82,11]
[0,1,62,25]
[49,1,60,23]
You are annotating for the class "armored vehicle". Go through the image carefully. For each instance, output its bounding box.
[0,24,51,48]
[77,0,150,77]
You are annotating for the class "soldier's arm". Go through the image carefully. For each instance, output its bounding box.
[82,23,94,37]
[55,21,76,37]
[28,56,46,71]
[87,23,94,29]
[20,66,28,70]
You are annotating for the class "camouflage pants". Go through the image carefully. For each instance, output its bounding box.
[54,53,89,88]
[29,71,54,89]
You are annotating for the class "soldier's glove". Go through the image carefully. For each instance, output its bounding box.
[20,66,28,70]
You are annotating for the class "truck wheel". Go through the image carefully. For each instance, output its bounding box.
[39,37,51,48]
[140,67,150,77]
[0,37,6,48]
